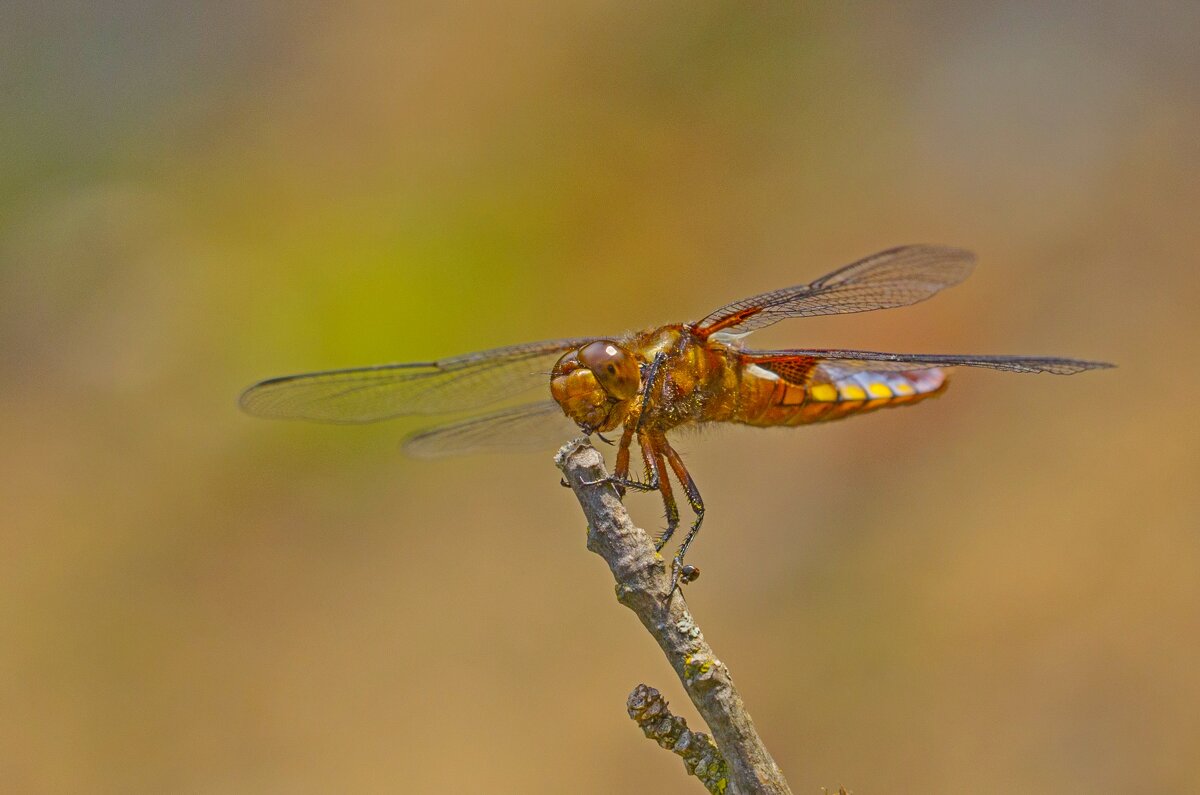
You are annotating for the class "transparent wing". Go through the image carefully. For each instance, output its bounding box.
[239,337,594,423]
[751,348,1115,375]
[695,245,976,335]
[401,401,578,458]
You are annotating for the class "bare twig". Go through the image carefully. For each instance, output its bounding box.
[555,438,792,795]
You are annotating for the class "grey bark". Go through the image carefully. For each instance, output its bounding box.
[555,438,792,795]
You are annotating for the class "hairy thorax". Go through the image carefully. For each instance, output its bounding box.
[620,325,741,432]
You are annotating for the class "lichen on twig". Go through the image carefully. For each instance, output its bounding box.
[628,683,730,793]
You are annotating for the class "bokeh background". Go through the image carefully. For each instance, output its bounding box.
[3,2,1198,793]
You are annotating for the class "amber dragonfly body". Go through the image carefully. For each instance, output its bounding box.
[242,245,1112,588]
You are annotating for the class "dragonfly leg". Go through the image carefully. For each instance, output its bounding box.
[584,427,659,493]
[609,425,636,498]
[633,352,668,434]
[659,435,705,592]
[650,443,680,552]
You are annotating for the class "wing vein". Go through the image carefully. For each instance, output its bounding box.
[696,245,976,335]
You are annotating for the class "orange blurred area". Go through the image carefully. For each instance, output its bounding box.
[3,2,1198,792]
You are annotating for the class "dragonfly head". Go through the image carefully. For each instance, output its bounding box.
[550,340,641,432]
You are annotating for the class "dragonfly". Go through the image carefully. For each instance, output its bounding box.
[240,245,1112,590]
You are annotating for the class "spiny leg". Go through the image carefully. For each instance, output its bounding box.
[650,445,681,552]
[634,352,668,434]
[610,424,636,498]
[659,435,705,591]
[585,427,659,492]
[563,425,628,489]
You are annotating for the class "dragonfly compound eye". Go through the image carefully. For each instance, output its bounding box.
[551,348,610,429]
[578,340,640,400]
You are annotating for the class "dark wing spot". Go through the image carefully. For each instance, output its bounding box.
[755,356,818,385]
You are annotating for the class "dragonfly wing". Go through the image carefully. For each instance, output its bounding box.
[401,401,578,458]
[695,245,976,336]
[239,337,594,423]
[752,349,1115,375]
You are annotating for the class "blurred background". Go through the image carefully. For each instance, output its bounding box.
[2,2,1197,793]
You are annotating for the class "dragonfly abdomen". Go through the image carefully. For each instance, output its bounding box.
[733,359,948,427]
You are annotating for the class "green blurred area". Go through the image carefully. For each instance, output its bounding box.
[3,2,1198,793]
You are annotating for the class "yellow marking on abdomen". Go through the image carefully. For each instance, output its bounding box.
[839,384,867,401]
[867,382,892,398]
[809,383,838,402]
